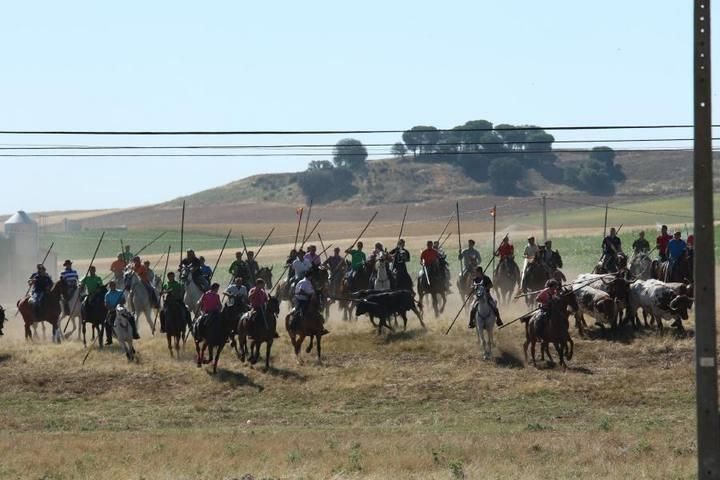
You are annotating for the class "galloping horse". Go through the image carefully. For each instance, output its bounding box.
[547,250,566,283]
[58,282,82,340]
[80,285,108,348]
[163,299,188,358]
[0,305,5,336]
[17,280,63,342]
[256,266,273,289]
[472,286,497,360]
[371,256,392,291]
[457,260,478,309]
[285,292,326,364]
[325,260,347,318]
[523,293,576,369]
[493,256,520,304]
[237,296,281,370]
[124,269,155,336]
[629,252,654,280]
[417,262,448,317]
[655,253,691,283]
[593,253,628,275]
[113,306,137,361]
[339,263,372,320]
[521,259,550,308]
[194,309,235,374]
[391,260,413,292]
[181,267,204,317]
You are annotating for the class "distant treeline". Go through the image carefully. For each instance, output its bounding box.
[298,120,625,202]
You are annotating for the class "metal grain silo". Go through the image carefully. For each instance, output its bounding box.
[4,211,40,293]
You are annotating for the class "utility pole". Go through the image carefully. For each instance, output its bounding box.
[693,1,720,478]
[541,195,548,242]
[602,203,609,238]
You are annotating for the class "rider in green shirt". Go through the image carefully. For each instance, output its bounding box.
[81,266,104,298]
[345,242,366,271]
[162,272,184,302]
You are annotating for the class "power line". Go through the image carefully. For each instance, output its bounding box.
[0,137,711,151]
[548,196,694,219]
[0,124,717,136]
[0,147,703,158]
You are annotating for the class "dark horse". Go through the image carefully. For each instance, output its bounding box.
[655,253,691,283]
[493,256,520,304]
[162,298,189,358]
[0,305,5,336]
[392,259,414,292]
[257,266,273,289]
[339,263,372,320]
[80,285,108,348]
[523,291,577,369]
[286,292,327,364]
[547,250,566,283]
[236,296,281,370]
[417,262,448,317]
[521,259,550,308]
[193,308,235,374]
[17,280,63,342]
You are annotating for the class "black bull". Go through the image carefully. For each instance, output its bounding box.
[353,290,425,334]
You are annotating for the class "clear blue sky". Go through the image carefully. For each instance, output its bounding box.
[0,0,709,214]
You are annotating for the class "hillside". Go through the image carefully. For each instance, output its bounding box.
[25,149,717,231]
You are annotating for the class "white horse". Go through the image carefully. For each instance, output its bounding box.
[124,270,155,336]
[114,306,136,361]
[183,271,204,318]
[57,287,82,340]
[473,287,497,360]
[373,257,392,291]
[629,252,653,280]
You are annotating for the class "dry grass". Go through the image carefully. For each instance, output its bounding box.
[0,298,699,479]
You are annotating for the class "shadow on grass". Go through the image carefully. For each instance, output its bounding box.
[209,368,264,392]
[0,353,11,364]
[382,328,427,344]
[494,349,525,369]
[264,366,307,381]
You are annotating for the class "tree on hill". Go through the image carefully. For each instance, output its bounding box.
[590,146,625,182]
[488,157,525,195]
[402,125,439,158]
[333,138,368,168]
[308,160,334,170]
[297,167,357,203]
[391,142,407,159]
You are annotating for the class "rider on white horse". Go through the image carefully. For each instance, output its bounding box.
[468,266,502,328]
[59,259,79,315]
[458,240,481,277]
[521,237,540,291]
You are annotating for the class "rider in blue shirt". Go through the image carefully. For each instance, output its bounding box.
[667,231,687,264]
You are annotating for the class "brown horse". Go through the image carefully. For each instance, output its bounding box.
[654,253,691,283]
[17,280,63,342]
[236,296,280,370]
[493,256,520,304]
[285,293,327,364]
[523,292,577,369]
[194,308,235,374]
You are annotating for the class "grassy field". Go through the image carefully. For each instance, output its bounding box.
[0,309,698,479]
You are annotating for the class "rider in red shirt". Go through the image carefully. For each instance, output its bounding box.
[656,225,673,262]
[420,241,439,266]
[497,237,514,259]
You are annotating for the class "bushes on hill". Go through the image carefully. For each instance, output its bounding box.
[298,166,357,203]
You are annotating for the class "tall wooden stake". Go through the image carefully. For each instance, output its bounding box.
[492,205,497,273]
[602,203,609,238]
[293,207,304,251]
[179,200,186,267]
[693,1,720,477]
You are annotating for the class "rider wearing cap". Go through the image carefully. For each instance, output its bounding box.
[468,266,502,328]
[521,236,540,291]
[60,259,79,315]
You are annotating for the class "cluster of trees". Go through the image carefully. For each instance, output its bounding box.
[297,120,626,201]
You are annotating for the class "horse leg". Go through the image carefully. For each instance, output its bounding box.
[195,341,203,367]
[265,341,272,371]
[544,342,555,366]
[306,336,314,354]
[400,312,409,331]
[212,345,223,374]
[166,332,173,357]
[294,334,305,363]
[440,293,447,314]
[98,323,104,349]
[530,339,537,366]
[316,335,322,364]
[82,321,87,348]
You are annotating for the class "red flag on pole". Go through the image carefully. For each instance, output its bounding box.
[490,206,496,217]
[296,207,303,216]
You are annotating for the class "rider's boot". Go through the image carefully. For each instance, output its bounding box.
[468,304,477,329]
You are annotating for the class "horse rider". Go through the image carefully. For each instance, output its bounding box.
[110,253,126,283]
[666,231,687,281]
[248,277,274,334]
[459,239,481,278]
[495,235,518,275]
[656,225,672,262]
[246,251,260,283]
[292,250,312,283]
[468,266,502,328]
[389,239,411,266]
[197,283,222,335]
[105,280,138,342]
[198,256,213,284]
[687,233,695,262]
[60,259,79,315]
[160,271,189,332]
[285,249,298,280]
[534,279,560,338]
[292,273,315,329]
[223,276,249,312]
[121,245,134,263]
[228,252,250,288]
[345,242,366,282]
[521,236,540,291]
[28,264,53,317]
[143,260,156,285]
[601,227,623,272]
[131,256,160,308]
[631,231,650,255]
[432,240,451,289]
[542,241,555,265]
[80,265,104,302]
[181,249,206,290]
[420,240,440,283]
[305,245,322,269]
[324,247,344,272]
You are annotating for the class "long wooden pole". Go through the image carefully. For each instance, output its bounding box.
[179,200,186,267]
[16,242,54,317]
[436,214,454,245]
[492,204,497,273]
[317,232,329,260]
[301,219,321,249]
[301,199,313,248]
[152,244,172,332]
[456,202,462,274]
[397,206,408,245]
[253,227,275,261]
[211,229,232,281]
[64,232,105,333]
[134,231,168,258]
[293,207,304,251]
